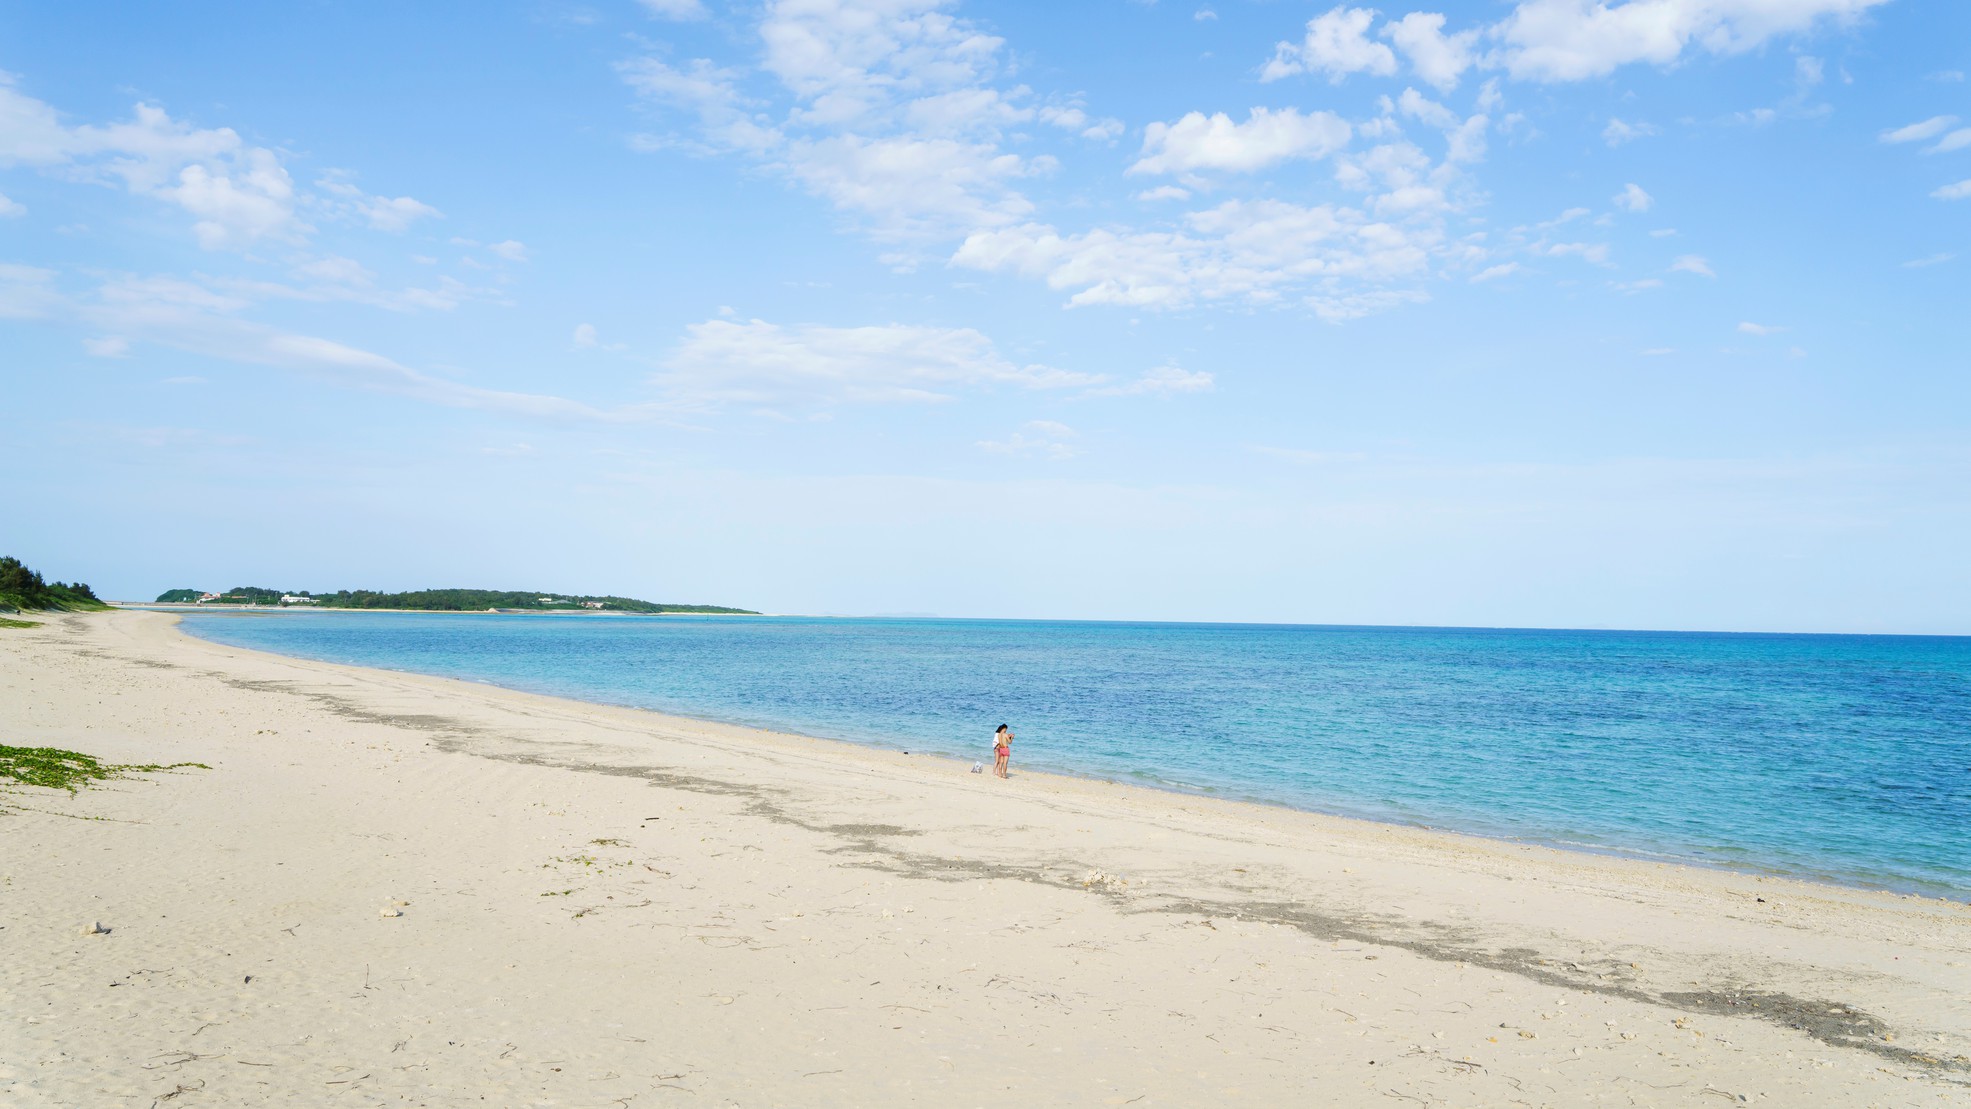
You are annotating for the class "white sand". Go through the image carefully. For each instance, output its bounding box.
[3,610,1968,1107]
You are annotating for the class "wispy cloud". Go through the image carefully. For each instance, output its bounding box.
[979,420,1079,461]
[1083,364,1215,398]
[656,317,1100,408]
[1612,183,1653,213]
[1880,115,1957,144]
[1670,255,1716,278]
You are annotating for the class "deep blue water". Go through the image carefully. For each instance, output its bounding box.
[177,611,1971,897]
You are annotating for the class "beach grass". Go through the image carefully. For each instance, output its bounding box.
[0,617,39,629]
[0,744,208,794]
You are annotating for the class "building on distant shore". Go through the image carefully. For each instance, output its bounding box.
[582,601,605,609]
[280,594,319,605]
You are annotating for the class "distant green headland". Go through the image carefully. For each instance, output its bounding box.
[0,556,109,614]
[152,585,756,615]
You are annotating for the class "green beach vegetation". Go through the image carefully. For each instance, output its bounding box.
[0,744,208,795]
[155,584,756,614]
[0,556,108,613]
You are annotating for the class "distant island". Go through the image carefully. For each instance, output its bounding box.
[154,586,756,615]
[1,556,109,613]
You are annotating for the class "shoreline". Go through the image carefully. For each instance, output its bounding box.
[7,610,1970,1105]
[168,607,1968,905]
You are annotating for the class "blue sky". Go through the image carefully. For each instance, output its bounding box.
[2,0,1967,631]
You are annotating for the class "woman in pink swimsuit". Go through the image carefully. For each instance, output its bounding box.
[993,723,1012,779]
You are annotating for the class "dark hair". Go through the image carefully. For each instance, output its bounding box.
[995,723,1008,733]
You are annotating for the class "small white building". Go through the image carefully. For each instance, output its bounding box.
[280,594,319,605]
[582,601,605,609]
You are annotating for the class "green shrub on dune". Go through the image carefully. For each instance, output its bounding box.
[0,556,108,613]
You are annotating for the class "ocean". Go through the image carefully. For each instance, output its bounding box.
[177,611,1971,898]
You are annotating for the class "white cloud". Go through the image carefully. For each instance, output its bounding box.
[0,77,442,253]
[291,256,374,286]
[0,262,60,319]
[759,0,1010,129]
[1131,107,1352,175]
[212,259,482,314]
[0,191,22,217]
[1613,182,1653,212]
[1195,8,1218,21]
[1737,320,1783,335]
[1613,277,1663,293]
[657,318,1101,406]
[163,149,298,250]
[1902,252,1954,268]
[68,272,619,420]
[1470,262,1522,282]
[1649,228,1678,237]
[953,194,1443,312]
[979,420,1078,461]
[619,1,1467,319]
[1534,206,1590,229]
[1544,240,1610,265]
[1933,179,1971,201]
[0,80,305,250]
[1262,6,1398,83]
[1880,115,1956,143]
[317,173,442,231]
[1602,118,1657,146]
[1394,87,1460,131]
[1038,104,1123,142]
[1670,254,1716,277]
[783,133,1048,241]
[359,194,442,231]
[620,57,785,157]
[572,322,628,352]
[638,0,708,18]
[488,239,529,261]
[1382,12,1477,90]
[1254,1,1885,90]
[1490,0,1890,83]
[1084,364,1216,397]
[623,2,1074,245]
[1926,129,1971,155]
[0,263,590,416]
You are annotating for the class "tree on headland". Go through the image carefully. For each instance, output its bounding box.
[149,579,755,614]
[0,557,107,612]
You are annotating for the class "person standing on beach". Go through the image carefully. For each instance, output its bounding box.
[993,723,1012,779]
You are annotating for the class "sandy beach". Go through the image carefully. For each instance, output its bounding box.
[3,611,1968,1107]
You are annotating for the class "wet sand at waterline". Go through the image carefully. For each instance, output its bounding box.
[4,611,1968,1106]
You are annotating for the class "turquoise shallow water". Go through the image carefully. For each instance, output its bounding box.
[178,612,1971,897]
